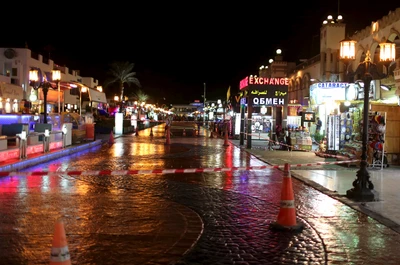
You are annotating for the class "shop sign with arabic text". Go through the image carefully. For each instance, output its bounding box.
[249,88,288,107]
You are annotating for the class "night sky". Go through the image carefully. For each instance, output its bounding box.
[2,3,398,105]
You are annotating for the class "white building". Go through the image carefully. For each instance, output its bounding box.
[0,47,106,114]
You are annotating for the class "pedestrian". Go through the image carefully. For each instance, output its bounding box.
[165,115,172,137]
[316,117,322,135]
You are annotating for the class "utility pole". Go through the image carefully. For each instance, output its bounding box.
[203,83,206,127]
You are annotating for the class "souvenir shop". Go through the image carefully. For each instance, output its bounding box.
[311,80,400,166]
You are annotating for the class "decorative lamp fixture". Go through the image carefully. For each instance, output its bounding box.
[339,38,395,202]
[340,38,357,61]
[52,70,61,81]
[29,69,54,123]
[379,40,396,63]
[29,70,39,82]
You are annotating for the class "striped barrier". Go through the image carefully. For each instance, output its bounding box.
[0,160,360,176]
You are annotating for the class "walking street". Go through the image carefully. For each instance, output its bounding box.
[0,124,400,264]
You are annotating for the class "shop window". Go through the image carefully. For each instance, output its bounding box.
[12,68,17,76]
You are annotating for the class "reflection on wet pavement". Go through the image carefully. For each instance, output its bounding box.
[1,126,400,264]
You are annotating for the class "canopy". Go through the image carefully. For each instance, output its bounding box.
[88,88,107,103]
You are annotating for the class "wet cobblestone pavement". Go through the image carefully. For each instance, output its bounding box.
[1,126,400,264]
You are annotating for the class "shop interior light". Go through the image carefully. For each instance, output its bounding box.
[344,101,351,106]
[381,85,391,91]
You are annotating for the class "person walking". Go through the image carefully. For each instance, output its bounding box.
[316,117,322,135]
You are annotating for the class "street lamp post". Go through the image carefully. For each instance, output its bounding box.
[52,70,61,114]
[203,82,206,127]
[340,38,396,201]
[79,86,87,116]
[29,69,59,124]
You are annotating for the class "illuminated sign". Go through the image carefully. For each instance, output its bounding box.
[249,87,288,107]
[239,77,249,90]
[310,83,348,104]
[239,76,289,90]
[316,82,348,89]
[253,98,285,105]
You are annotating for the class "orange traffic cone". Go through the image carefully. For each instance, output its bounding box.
[49,219,71,265]
[223,127,229,146]
[108,131,114,146]
[270,163,304,232]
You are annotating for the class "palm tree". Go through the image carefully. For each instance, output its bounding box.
[130,89,150,119]
[105,61,140,112]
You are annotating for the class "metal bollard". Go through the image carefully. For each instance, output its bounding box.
[19,139,27,159]
[18,132,28,159]
[62,132,66,148]
[43,130,50,153]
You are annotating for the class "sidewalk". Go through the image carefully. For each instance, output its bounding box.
[230,138,400,233]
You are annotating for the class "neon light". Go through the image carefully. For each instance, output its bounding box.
[239,77,249,90]
[240,76,289,90]
[249,76,288,86]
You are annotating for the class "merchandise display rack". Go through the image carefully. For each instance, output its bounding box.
[335,111,388,169]
[368,111,388,169]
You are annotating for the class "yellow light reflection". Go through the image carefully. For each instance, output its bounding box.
[308,195,338,216]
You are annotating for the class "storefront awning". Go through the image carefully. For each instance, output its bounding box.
[88,88,107,103]
[39,89,64,103]
[0,82,24,100]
